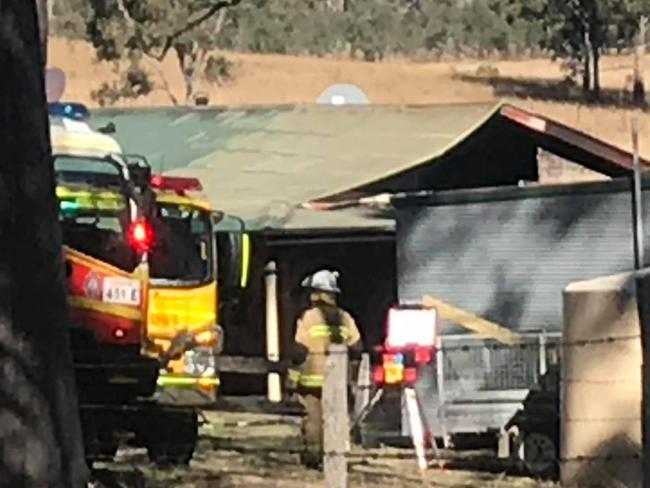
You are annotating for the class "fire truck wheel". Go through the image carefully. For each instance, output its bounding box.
[80,408,119,465]
[518,431,558,480]
[145,409,198,466]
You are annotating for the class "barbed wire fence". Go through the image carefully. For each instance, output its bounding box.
[80,331,644,487]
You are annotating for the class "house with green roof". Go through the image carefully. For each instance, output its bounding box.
[89,101,641,395]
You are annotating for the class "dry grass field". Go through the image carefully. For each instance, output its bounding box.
[49,37,650,169]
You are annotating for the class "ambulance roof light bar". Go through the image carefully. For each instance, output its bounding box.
[48,102,90,122]
[150,174,203,194]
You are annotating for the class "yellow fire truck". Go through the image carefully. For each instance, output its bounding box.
[146,174,250,406]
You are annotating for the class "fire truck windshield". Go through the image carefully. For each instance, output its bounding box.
[149,203,213,285]
[55,155,138,272]
[55,155,125,188]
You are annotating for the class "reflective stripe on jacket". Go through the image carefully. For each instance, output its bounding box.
[307,325,355,341]
[292,306,361,389]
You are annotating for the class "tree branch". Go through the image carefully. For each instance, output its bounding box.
[112,0,240,62]
[153,0,241,61]
[115,0,138,29]
[214,7,228,36]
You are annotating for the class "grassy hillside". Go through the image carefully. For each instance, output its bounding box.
[48,38,650,182]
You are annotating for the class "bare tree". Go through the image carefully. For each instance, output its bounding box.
[0,1,87,486]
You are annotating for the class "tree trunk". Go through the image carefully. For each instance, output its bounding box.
[633,15,647,107]
[184,71,195,105]
[0,1,87,487]
[582,28,591,95]
[175,43,201,106]
[35,0,48,64]
[587,4,601,101]
[589,14,600,100]
[592,41,600,100]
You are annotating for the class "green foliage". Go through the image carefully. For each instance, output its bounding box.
[212,0,553,60]
[50,0,89,39]
[85,0,239,61]
[53,0,650,62]
[81,0,241,104]
[52,0,650,103]
[535,0,647,96]
[91,61,153,106]
[215,0,345,56]
[204,55,234,84]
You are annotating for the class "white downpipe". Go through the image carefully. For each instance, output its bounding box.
[265,261,282,403]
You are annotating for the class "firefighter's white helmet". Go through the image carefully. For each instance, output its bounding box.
[301,269,341,294]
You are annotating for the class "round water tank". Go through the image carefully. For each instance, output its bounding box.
[316,83,370,106]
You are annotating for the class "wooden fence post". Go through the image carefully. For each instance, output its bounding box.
[353,353,370,420]
[323,343,349,488]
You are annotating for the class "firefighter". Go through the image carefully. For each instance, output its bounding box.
[287,269,362,469]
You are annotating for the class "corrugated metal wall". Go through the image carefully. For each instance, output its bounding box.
[395,181,649,434]
[396,182,648,333]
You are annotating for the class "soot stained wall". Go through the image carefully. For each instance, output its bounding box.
[396,181,650,333]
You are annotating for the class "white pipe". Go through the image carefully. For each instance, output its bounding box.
[265,261,282,403]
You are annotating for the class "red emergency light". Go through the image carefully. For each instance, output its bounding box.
[371,305,439,387]
[372,349,419,386]
[128,219,155,254]
[150,174,203,194]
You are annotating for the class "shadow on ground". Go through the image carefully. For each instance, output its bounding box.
[455,73,649,111]
[89,412,556,487]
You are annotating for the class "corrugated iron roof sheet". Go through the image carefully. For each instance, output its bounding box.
[91,102,500,230]
[90,101,640,230]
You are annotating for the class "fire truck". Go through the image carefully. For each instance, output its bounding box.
[50,102,201,465]
[80,112,249,407]
[145,173,250,407]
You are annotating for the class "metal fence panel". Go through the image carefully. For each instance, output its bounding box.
[402,332,562,437]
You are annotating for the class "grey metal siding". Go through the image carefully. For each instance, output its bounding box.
[396,186,647,333]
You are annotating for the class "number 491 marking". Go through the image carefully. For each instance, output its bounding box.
[102,277,141,306]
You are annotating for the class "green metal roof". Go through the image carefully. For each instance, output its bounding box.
[91,102,502,230]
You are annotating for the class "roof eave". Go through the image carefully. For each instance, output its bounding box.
[500,104,645,176]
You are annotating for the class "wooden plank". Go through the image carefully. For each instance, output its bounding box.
[323,343,348,488]
[422,295,521,346]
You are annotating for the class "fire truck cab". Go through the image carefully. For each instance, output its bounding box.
[146,175,228,406]
[52,107,157,388]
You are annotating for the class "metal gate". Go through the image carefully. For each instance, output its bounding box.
[403,330,562,438]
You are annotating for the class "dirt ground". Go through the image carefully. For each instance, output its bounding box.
[94,412,556,488]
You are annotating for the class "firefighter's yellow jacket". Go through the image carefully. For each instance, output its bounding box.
[288,305,361,390]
